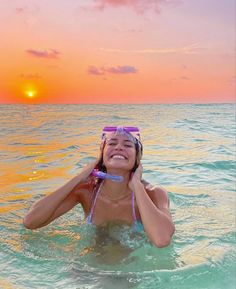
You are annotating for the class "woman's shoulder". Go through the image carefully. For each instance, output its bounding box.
[73,177,96,198]
[141,179,169,201]
[141,179,163,191]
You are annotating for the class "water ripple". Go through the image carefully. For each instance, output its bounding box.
[0,104,235,289]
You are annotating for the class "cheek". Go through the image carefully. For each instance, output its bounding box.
[129,150,136,164]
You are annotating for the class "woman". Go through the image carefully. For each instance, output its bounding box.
[23,126,175,248]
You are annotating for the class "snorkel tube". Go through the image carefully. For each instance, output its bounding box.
[92,169,123,182]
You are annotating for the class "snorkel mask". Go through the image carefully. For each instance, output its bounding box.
[102,126,141,146]
[102,126,143,162]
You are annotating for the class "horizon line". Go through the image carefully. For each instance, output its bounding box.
[0,102,235,105]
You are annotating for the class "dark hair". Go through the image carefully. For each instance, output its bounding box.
[95,140,107,173]
[133,141,143,172]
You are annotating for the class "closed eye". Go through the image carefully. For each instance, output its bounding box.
[107,142,117,146]
[108,143,133,148]
[107,138,134,148]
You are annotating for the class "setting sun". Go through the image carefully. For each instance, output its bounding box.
[0,0,234,105]
[25,90,37,99]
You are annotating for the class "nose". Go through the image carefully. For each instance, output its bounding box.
[114,142,124,150]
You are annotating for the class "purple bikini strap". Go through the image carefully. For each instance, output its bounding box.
[87,182,138,224]
[87,181,103,224]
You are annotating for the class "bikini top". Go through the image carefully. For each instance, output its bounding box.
[86,181,143,232]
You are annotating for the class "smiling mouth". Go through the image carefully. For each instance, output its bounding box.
[111,154,127,160]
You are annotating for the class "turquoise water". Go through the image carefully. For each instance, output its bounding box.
[0,104,235,289]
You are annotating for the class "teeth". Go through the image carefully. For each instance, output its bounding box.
[112,155,125,159]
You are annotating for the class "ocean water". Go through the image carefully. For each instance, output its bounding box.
[0,103,235,289]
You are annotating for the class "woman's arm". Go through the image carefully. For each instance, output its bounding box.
[23,161,97,230]
[129,164,175,248]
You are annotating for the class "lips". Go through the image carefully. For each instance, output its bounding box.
[110,154,127,160]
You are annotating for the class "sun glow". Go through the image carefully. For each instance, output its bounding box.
[25,90,37,98]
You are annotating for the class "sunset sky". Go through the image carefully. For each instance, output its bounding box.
[0,0,235,104]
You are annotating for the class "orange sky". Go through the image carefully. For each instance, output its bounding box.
[0,0,235,104]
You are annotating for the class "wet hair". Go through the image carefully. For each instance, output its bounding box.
[95,140,107,173]
[133,141,143,172]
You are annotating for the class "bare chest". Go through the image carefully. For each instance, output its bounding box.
[81,190,138,225]
[92,196,135,225]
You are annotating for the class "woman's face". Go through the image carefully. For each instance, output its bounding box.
[102,133,136,172]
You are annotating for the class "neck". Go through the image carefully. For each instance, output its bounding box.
[101,169,132,200]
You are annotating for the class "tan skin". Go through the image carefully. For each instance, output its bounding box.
[23,134,175,248]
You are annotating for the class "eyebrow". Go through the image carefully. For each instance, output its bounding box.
[108,138,133,143]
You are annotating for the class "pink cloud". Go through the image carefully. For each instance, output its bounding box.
[19,73,42,79]
[180,76,191,80]
[88,65,138,75]
[88,66,105,75]
[26,49,60,59]
[99,43,202,54]
[93,0,180,14]
[106,65,138,74]
[170,75,191,82]
[15,7,26,14]
[113,26,143,33]
[15,5,39,14]
[15,5,39,26]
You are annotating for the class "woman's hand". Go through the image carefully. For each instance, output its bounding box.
[23,158,100,230]
[128,163,143,192]
[79,159,99,182]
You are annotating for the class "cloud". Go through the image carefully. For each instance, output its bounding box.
[15,5,39,26]
[20,73,42,79]
[88,65,138,76]
[106,65,138,74]
[15,7,26,14]
[99,43,203,54]
[26,49,60,59]
[15,5,39,15]
[180,76,191,80]
[113,26,143,33]
[88,66,105,75]
[92,0,180,14]
[170,76,191,82]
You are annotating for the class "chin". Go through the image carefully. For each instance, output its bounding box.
[105,162,132,172]
[107,165,130,171]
